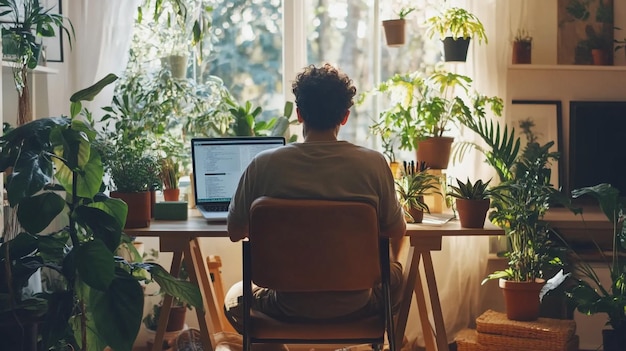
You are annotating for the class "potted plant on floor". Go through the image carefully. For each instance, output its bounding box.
[0,0,74,125]
[425,5,487,62]
[482,132,564,321]
[365,69,503,169]
[447,178,494,228]
[382,7,415,47]
[395,162,441,223]
[0,74,202,351]
[556,183,626,351]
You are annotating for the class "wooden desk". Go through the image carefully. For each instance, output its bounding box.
[126,212,228,351]
[398,220,504,351]
[127,213,503,351]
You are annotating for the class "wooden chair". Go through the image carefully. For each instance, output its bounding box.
[243,197,396,351]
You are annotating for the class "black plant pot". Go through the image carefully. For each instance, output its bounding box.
[603,328,626,351]
[442,37,470,62]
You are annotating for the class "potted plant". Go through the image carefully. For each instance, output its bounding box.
[425,5,487,62]
[160,156,181,201]
[381,7,415,47]
[482,131,564,321]
[0,74,202,351]
[512,28,532,64]
[395,162,441,223]
[447,178,493,228]
[0,0,74,125]
[556,183,626,351]
[141,250,191,350]
[366,69,503,169]
[107,145,161,228]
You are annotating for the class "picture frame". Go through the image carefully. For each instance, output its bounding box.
[41,0,63,62]
[0,0,64,62]
[509,100,563,189]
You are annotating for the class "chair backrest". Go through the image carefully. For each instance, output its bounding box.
[248,196,381,292]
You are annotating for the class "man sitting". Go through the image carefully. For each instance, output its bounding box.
[224,63,406,331]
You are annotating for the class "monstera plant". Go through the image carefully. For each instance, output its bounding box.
[0,74,202,351]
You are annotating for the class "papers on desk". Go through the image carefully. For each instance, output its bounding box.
[421,213,455,226]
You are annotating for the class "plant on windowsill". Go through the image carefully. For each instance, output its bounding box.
[382,7,415,47]
[0,74,202,351]
[554,183,626,351]
[425,5,487,62]
[0,0,74,125]
[447,178,494,228]
[395,161,441,224]
[364,69,503,169]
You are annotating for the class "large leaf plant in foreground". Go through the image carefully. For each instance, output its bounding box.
[0,74,202,351]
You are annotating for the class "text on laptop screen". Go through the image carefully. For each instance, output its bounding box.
[192,138,285,204]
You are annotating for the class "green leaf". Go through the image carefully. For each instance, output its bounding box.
[0,233,37,261]
[89,196,128,232]
[74,205,122,252]
[148,264,203,310]
[70,74,118,103]
[75,240,115,291]
[18,192,65,234]
[37,230,70,264]
[70,101,82,118]
[89,269,143,351]
[39,291,74,350]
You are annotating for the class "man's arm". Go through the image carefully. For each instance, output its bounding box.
[227,220,248,242]
[381,219,406,262]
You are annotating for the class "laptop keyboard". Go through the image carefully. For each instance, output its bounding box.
[201,204,229,212]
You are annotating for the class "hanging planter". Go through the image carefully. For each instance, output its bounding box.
[442,37,470,62]
[382,19,406,47]
[512,40,532,64]
[426,7,487,63]
[381,7,414,47]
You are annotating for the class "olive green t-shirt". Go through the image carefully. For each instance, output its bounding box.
[228,141,404,318]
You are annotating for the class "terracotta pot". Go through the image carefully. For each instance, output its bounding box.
[382,19,406,47]
[455,198,490,228]
[407,207,424,224]
[591,49,609,65]
[110,191,151,228]
[166,305,187,332]
[163,188,181,202]
[499,278,545,321]
[442,37,470,62]
[416,137,454,170]
[512,41,531,64]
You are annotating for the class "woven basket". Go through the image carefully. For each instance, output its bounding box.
[455,329,485,351]
[476,331,579,351]
[476,309,575,343]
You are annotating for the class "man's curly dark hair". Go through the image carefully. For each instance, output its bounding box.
[291,63,357,131]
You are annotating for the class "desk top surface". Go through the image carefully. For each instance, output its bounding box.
[125,210,504,238]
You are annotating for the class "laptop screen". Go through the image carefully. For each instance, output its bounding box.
[191,137,285,205]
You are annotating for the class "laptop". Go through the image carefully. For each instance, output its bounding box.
[191,137,286,221]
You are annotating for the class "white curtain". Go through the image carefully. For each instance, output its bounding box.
[65,0,139,121]
[403,0,512,348]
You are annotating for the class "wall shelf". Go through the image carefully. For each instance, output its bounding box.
[508,64,626,71]
[2,61,58,74]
